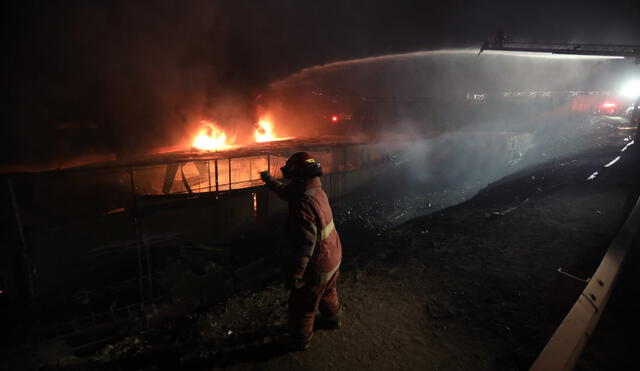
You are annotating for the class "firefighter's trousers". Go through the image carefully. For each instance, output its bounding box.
[288,270,340,343]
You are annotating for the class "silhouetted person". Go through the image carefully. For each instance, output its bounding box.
[260,152,342,351]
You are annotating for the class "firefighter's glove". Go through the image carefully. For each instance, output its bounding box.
[285,277,304,291]
[259,171,271,182]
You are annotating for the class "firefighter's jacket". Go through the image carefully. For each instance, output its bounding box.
[263,175,342,283]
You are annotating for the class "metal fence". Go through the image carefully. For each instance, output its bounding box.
[130,145,389,196]
[131,155,286,195]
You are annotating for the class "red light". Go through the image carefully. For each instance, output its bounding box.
[602,102,616,108]
[330,115,339,123]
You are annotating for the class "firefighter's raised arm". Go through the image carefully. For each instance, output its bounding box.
[260,171,292,200]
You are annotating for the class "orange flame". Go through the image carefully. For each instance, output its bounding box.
[192,121,233,151]
[254,119,289,143]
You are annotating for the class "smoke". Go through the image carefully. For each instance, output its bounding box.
[2,0,377,166]
[274,49,625,97]
[265,48,636,197]
[268,49,634,137]
[3,0,638,167]
[2,1,277,165]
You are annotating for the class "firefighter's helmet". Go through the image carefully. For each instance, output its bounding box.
[281,152,323,179]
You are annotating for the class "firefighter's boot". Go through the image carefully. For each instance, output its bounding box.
[279,333,312,352]
[315,305,342,330]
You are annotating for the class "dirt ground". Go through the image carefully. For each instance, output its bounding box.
[4,123,638,371]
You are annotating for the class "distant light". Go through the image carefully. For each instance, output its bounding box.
[330,115,339,123]
[602,102,616,108]
[252,192,257,217]
[620,80,640,99]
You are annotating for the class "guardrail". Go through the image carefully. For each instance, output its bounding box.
[530,193,640,370]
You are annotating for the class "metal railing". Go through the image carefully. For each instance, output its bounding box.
[530,194,640,370]
[129,145,389,196]
[131,154,287,196]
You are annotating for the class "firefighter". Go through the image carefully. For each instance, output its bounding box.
[259,152,342,351]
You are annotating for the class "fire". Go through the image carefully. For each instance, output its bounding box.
[192,121,232,151]
[254,120,275,142]
[191,118,290,151]
[254,119,289,143]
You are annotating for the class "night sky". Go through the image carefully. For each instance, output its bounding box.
[2,0,639,165]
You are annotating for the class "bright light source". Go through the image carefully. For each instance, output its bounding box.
[602,102,616,108]
[620,80,640,99]
[330,115,339,123]
[481,50,625,60]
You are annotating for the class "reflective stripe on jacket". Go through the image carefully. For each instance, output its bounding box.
[263,175,342,282]
[302,184,342,277]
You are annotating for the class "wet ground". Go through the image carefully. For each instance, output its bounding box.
[3,120,638,370]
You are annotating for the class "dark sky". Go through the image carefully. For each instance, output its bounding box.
[2,0,639,165]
